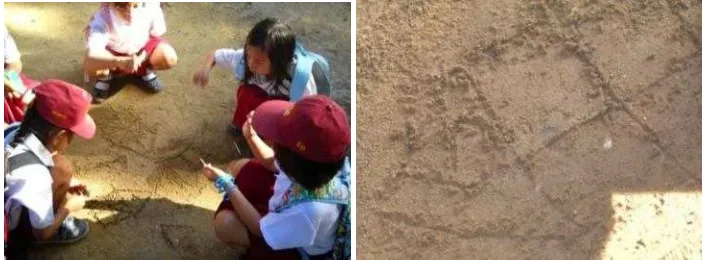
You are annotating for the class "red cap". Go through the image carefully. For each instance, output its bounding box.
[33,80,96,139]
[252,95,350,163]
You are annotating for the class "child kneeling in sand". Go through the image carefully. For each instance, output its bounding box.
[83,2,178,103]
[201,95,350,259]
[4,80,94,257]
[193,18,330,137]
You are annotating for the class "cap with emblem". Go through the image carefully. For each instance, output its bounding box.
[33,79,96,139]
[252,95,350,163]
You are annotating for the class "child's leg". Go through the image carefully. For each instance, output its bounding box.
[129,37,174,93]
[50,154,73,210]
[213,209,250,253]
[226,158,250,177]
[233,84,284,132]
[148,43,178,70]
[134,37,176,76]
[212,159,300,259]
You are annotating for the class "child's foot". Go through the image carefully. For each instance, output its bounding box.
[140,70,163,93]
[33,216,90,245]
[92,75,113,104]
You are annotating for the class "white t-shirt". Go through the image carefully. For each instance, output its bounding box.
[214,48,319,97]
[260,171,341,256]
[5,134,56,230]
[4,25,21,64]
[86,2,166,54]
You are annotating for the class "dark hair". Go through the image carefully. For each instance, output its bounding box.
[275,144,344,191]
[111,2,130,9]
[243,18,296,97]
[112,2,140,9]
[10,104,62,147]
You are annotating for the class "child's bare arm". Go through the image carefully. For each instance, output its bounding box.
[245,133,277,172]
[201,163,262,236]
[83,48,138,72]
[203,51,216,68]
[226,185,263,237]
[192,52,216,87]
[243,112,277,171]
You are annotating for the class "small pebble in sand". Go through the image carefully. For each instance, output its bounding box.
[603,137,613,150]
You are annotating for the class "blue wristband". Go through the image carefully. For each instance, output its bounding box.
[214,175,236,194]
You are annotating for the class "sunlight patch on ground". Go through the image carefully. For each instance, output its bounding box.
[4,5,63,39]
[602,192,701,259]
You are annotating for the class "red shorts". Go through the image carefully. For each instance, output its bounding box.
[232,83,288,130]
[4,73,41,125]
[215,159,300,260]
[107,37,167,77]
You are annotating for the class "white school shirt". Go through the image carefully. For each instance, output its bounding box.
[260,171,341,255]
[213,48,318,97]
[4,25,21,64]
[86,2,166,55]
[5,134,55,230]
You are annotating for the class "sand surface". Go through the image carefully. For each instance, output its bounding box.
[5,2,350,258]
[356,0,701,259]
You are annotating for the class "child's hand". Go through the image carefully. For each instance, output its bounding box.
[135,50,148,65]
[20,90,35,105]
[202,163,229,182]
[62,194,86,212]
[193,68,211,87]
[5,80,22,99]
[68,179,90,196]
[117,51,147,73]
[241,111,257,138]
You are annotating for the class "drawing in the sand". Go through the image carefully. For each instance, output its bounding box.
[4,2,352,259]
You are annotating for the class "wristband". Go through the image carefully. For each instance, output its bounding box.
[214,175,236,194]
[21,89,35,104]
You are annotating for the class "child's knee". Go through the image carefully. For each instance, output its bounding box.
[154,44,178,68]
[226,159,250,177]
[214,210,249,252]
[165,52,178,68]
[213,211,231,240]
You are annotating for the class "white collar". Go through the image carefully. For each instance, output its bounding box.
[17,133,55,167]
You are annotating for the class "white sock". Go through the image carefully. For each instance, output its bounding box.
[142,70,157,81]
[95,74,112,90]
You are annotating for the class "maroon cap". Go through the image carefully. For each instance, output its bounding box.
[33,80,96,139]
[252,95,350,163]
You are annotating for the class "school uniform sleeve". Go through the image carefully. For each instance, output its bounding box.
[4,27,21,64]
[260,206,317,250]
[6,164,55,229]
[86,13,111,51]
[149,3,167,37]
[214,48,244,72]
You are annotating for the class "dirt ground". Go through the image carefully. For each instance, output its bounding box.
[5,2,350,258]
[357,0,700,259]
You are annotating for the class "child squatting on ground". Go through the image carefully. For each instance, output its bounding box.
[200,95,350,260]
[193,18,329,136]
[4,80,95,258]
[83,2,178,104]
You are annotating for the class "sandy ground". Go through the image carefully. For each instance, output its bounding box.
[5,2,350,258]
[357,0,700,259]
